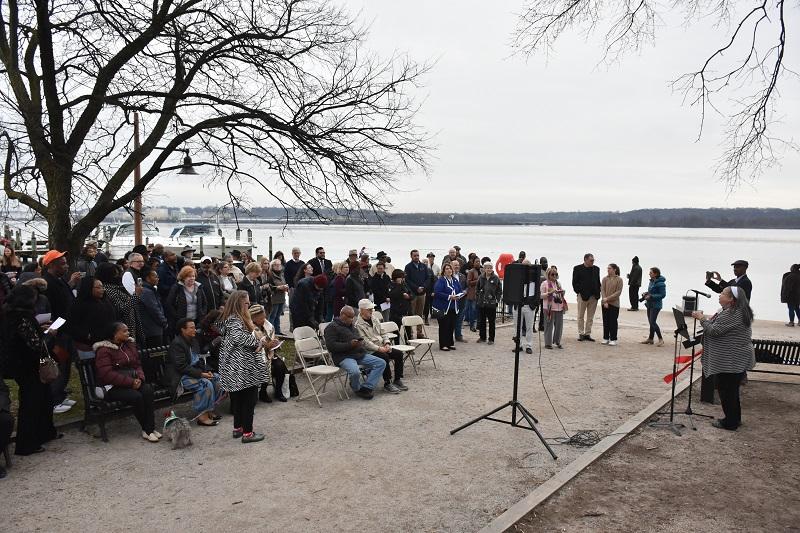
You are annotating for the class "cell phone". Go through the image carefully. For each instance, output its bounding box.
[80,272,87,278]
[136,277,143,287]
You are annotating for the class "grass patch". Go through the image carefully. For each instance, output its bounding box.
[6,366,85,424]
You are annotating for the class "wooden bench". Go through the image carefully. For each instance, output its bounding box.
[752,338,800,376]
[75,345,191,442]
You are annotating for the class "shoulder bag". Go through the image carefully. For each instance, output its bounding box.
[38,345,60,384]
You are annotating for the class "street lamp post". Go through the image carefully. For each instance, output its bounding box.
[133,111,143,246]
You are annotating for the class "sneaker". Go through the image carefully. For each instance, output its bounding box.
[152,430,163,439]
[393,379,408,391]
[142,431,159,442]
[577,335,585,342]
[53,403,71,414]
[525,347,533,354]
[786,322,795,327]
[384,382,401,394]
[487,340,494,345]
[601,339,610,345]
[640,338,654,345]
[241,432,265,443]
[232,428,243,439]
[585,336,596,342]
[544,345,553,349]
[355,387,374,400]
[61,398,77,407]
[608,340,618,346]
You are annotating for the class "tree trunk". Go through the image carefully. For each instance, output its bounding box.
[45,169,83,268]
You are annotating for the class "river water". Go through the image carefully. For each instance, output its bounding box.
[155,222,799,322]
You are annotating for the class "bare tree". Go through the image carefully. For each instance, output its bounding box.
[513,0,794,189]
[0,0,429,259]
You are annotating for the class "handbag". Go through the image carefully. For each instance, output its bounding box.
[430,307,444,320]
[38,346,60,384]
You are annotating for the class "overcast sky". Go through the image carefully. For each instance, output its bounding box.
[151,1,799,212]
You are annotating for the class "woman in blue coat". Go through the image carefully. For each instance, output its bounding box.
[641,267,666,346]
[432,263,463,351]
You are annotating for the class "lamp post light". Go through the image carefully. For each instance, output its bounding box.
[133,112,143,246]
[177,149,199,175]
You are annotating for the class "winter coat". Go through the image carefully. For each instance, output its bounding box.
[166,334,211,396]
[157,262,179,301]
[138,282,168,339]
[404,260,429,294]
[332,275,347,318]
[197,270,224,310]
[370,273,392,305]
[290,276,320,328]
[237,276,266,308]
[267,270,287,305]
[645,276,667,310]
[433,275,464,314]
[284,259,305,289]
[780,270,800,306]
[93,340,145,388]
[42,271,74,322]
[68,296,117,347]
[476,274,502,308]
[601,275,624,308]
[354,314,390,354]
[571,264,601,301]
[2,309,45,380]
[700,306,755,377]
[627,263,642,287]
[166,282,208,327]
[218,316,267,392]
[324,317,366,364]
[345,273,366,307]
[466,268,480,300]
[388,282,413,321]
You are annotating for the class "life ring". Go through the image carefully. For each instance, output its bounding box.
[495,253,514,280]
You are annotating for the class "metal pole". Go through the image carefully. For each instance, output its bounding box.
[199,236,204,256]
[221,236,226,256]
[133,112,143,246]
[269,235,273,259]
[31,232,37,261]
[236,228,241,240]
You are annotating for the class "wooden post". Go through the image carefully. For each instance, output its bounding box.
[269,236,272,259]
[199,236,204,255]
[236,228,241,240]
[30,232,37,260]
[15,229,21,250]
[221,236,226,256]
[133,112,143,246]
[247,229,252,243]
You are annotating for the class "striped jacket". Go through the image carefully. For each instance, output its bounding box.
[700,307,755,377]
[218,317,268,392]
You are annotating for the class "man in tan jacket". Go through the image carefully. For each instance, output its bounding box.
[354,299,408,394]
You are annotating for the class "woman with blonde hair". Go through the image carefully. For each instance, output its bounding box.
[541,266,567,349]
[166,265,208,331]
[238,262,265,308]
[218,290,270,443]
[331,261,349,317]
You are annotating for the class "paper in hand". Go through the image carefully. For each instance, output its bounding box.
[46,317,66,334]
[380,302,391,312]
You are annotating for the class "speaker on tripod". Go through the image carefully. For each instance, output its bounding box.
[502,263,541,305]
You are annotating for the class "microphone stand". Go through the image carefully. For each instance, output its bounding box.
[649,323,688,436]
[684,289,713,427]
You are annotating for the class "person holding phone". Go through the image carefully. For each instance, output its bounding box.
[324,306,386,399]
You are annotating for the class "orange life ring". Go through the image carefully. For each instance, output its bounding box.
[495,253,514,279]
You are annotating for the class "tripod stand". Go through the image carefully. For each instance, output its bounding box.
[450,266,557,460]
[649,323,689,436]
[683,290,713,429]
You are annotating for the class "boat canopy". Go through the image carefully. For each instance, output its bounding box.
[169,225,217,238]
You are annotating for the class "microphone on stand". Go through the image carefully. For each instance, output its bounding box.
[692,289,712,298]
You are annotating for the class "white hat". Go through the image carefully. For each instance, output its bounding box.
[357,298,375,310]
[200,256,212,263]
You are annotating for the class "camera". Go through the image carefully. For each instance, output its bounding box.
[705,271,713,279]
[639,293,648,303]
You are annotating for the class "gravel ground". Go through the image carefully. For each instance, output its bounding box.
[3,306,797,532]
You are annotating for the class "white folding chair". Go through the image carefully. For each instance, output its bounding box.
[400,315,437,372]
[294,337,349,407]
[381,320,418,375]
[292,326,327,366]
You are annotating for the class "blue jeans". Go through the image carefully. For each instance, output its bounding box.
[454,305,466,339]
[337,353,386,392]
[464,299,477,328]
[647,307,662,340]
[789,303,800,323]
[269,302,285,335]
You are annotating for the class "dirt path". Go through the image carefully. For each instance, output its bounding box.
[3,307,797,532]
[514,379,800,533]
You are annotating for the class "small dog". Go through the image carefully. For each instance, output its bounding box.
[163,410,193,449]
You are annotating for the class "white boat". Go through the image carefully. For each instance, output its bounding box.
[96,223,163,259]
[163,224,257,258]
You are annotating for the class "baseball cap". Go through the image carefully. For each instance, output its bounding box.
[200,256,212,264]
[42,250,66,266]
[731,260,749,268]
[313,274,328,289]
[348,249,358,256]
[426,252,435,258]
[357,298,375,310]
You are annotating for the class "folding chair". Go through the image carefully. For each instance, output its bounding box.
[400,315,437,372]
[294,337,349,407]
[292,326,327,366]
[381,320,418,374]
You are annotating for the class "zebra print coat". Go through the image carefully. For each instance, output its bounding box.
[700,306,755,377]
[218,316,268,392]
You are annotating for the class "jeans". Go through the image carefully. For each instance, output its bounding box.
[517,305,535,349]
[230,386,258,433]
[647,307,662,340]
[715,372,744,429]
[104,383,156,434]
[464,299,477,328]
[602,305,620,341]
[454,304,465,339]
[789,303,800,323]
[269,302,285,335]
[337,354,386,392]
[478,306,497,341]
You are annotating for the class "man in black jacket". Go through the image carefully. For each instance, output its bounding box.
[627,256,643,311]
[167,318,221,426]
[404,249,429,337]
[572,253,601,342]
[323,306,386,399]
[42,250,80,412]
[706,260,753,300]
[197,257,224,310]
[310,247,333,321]
[290,274,326,329]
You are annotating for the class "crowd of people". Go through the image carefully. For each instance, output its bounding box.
[0,234,782,476]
